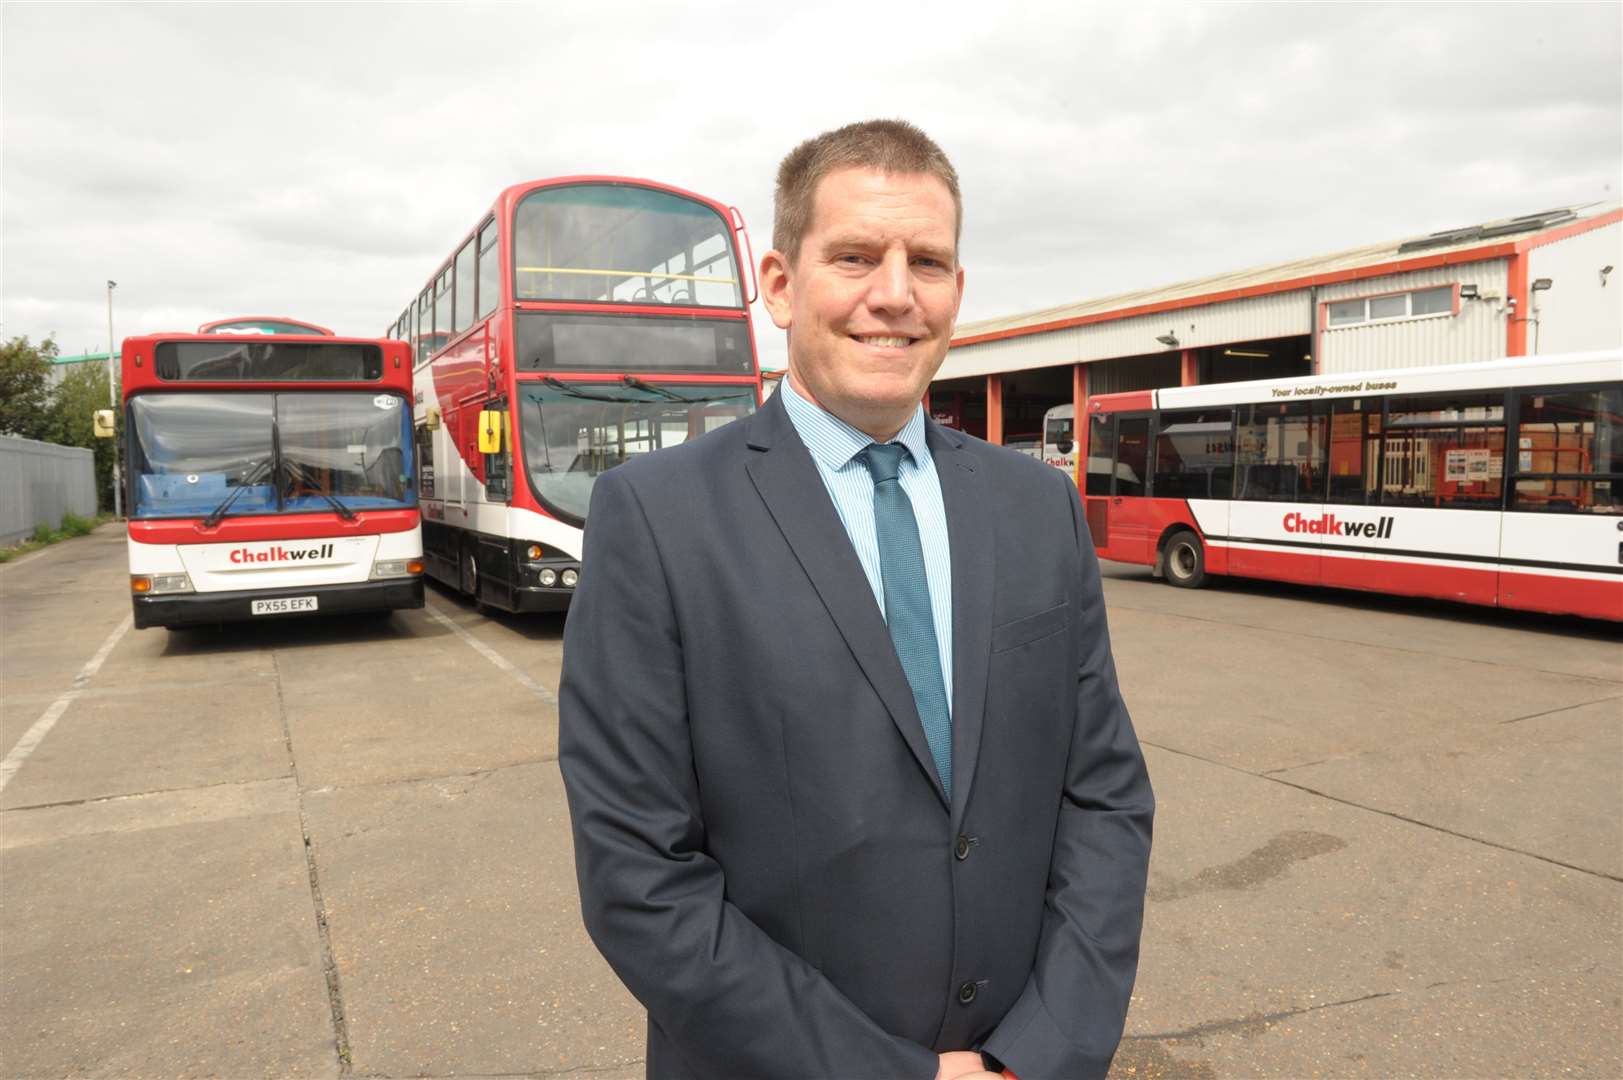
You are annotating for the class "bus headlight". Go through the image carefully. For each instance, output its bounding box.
[561,569,578,588]
[371,559,421,580]
[524,544,544,562]
[133,573,193,595]
[539,568,557,587]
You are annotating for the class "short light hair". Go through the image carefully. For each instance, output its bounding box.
[772,119,962,263]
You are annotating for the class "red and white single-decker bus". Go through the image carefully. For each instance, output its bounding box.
[1083,350,1622,621]
[120,325,424,628]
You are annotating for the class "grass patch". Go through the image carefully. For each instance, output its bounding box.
[0,513,115,563]
[59,512,97,538]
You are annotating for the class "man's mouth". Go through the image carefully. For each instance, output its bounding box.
[851,335,916,348]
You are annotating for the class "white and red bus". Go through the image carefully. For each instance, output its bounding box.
[1082,350,1622,621]
[387,176,762,612]
[120,326,424,629]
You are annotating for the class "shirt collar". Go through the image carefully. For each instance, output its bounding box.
[780,372,930,470]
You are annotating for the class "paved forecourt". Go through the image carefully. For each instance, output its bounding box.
[0,525,1617,1079]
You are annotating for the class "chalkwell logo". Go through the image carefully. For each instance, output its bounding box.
[1282,513,1393,539]
[229,544,336,564]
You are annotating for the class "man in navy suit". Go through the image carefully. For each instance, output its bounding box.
[560,119,1154,1080]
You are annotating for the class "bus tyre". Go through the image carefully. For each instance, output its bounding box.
[1164,530,1206,589]
[460,546,480,602]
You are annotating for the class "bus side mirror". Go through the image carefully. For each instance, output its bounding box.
[425,406,441,432]
[93,410,117,438]
[478,410,503,454]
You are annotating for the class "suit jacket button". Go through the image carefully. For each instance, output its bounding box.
[954,835,971,860]
[957,981,978,1005]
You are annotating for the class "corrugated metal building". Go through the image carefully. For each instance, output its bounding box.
[933,203,1622,444]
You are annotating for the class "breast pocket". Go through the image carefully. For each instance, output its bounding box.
[990,601,1069,653]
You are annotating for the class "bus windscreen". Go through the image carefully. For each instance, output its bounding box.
[155,342,383,382]
[516,313,754,375]
[512,184,742,307]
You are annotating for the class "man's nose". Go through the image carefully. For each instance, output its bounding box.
[865,250,914,314]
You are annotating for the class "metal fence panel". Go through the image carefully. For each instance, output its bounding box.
[0,436,98,545]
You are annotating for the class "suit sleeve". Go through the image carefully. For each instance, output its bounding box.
[980,475,1155,1080]
[558,467,940,1080]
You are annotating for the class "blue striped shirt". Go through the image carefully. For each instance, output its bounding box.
[779,375,953,716]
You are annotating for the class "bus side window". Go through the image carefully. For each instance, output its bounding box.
[1327,398,1379,505]
[416,423,434,499]
[1086,414,1116,496]
[1512,386,1623,514]
[1153,407,1234,500]
[1234,402,1327,502]
[1382,391,1506,510]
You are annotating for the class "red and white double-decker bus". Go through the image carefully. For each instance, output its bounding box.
[120,325,424,629]
[1083,350,1622,621]
[387,176,762,612]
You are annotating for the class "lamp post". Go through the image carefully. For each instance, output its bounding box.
[107,280,122,519]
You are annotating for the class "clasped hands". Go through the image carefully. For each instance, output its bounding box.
[935,1050,1002,1080]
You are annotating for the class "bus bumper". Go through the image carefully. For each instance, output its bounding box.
[510,583,574,614]
[133,578,425,629]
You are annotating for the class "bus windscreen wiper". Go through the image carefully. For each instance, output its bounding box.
[283,459,357,520]
[541,375,643,404]
[621,374,686,402]
[202,456,276,528]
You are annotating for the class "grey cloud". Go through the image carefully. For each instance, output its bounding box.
[3,1,1618,351]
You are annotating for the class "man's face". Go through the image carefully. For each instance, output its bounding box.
[761,167,965,441]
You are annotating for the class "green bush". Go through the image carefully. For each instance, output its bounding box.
[58,512,96,537]
[31,522,59,544]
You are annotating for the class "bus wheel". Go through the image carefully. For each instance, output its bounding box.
[1163,530,1206,589]
[460,545,480,601]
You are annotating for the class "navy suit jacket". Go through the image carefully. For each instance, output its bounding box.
[559,390,1154,1080]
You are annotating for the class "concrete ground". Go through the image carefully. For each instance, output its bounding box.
[1,523,1617,1079]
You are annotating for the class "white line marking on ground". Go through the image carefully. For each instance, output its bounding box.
[0,614,133,794]
[0,544,68,574]
[424,601,559,706]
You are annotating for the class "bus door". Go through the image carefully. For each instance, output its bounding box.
[1084,411,1154,563]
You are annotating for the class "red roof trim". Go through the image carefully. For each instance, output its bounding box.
[952,243,1521,348]
[1515,207,1623,252]
[952,209,1621,351]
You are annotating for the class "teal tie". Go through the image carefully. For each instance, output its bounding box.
[860,443,952,799]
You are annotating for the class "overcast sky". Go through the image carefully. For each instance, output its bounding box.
[4,1,1619,371]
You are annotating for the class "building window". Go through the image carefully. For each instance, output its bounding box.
[1323,285,1456,328]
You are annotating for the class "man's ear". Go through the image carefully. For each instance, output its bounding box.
[759,249,794,330]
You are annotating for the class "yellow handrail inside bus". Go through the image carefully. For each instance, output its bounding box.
[516,266,738,284]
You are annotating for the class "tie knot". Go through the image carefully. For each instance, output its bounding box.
[861,442,909,484]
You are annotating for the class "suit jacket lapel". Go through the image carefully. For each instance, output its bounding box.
[927,421,992,827]
[743,394,949,806]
